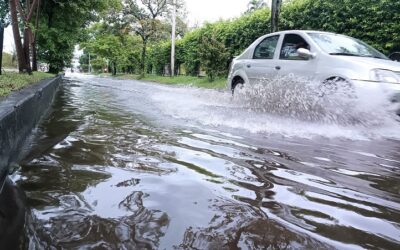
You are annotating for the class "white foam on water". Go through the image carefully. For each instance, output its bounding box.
[150,76,400,140]
[65,72,96,79]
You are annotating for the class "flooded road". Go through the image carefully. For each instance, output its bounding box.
[15,74,400,249]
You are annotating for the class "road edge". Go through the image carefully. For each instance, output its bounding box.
[0,75,62,191]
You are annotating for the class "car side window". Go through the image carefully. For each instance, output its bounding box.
[280,34,310,60]
[253,35,279,59]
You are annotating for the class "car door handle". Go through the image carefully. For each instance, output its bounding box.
[247,64,251,68]
[275,66,281,70]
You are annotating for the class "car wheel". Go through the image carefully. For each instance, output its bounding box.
[319,77,354,98]
[232,77,245,95]
[389,52,400,62]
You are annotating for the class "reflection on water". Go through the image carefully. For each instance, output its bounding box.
[15,76,400,249]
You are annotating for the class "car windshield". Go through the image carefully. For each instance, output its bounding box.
[308,33,388,60]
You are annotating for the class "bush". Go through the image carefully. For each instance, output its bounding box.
[146,0,399,77]
[147,42,171,75]
[281,0,400,54]
[147,8,271,78]
[198,34,230,81]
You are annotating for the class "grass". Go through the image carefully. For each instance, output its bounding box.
[0,72,55,97]
[143,75,227,89]
[98,73,227,89]
[2,52,18,68]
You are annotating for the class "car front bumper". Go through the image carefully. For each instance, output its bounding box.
[351,79,400,90]
[351,80,400,114]
[351,79,400,98]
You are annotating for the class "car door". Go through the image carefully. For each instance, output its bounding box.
[245,35,281,84]
[276,33,318,81]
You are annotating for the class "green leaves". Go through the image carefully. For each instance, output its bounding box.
[0,0,10,27]
[81,22,143,74]
[157,8,272,78]
[0,1,9,26]
[280,0,400,54]
[198,34,230,82]
[80,0,399,77]
[36,0,117,73]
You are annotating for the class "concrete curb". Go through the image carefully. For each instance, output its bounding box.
[0,75,62,192]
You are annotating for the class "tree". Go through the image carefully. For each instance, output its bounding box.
[143,8,271,78]
[19,0,40,73]
[198,34,229,82]
[271,0,282,32]
[0,1,9,27]
[36,0,114,73]
[247,0,266,13]
[80,2,144,76]
[79,0,186,76]
[9,0,29,73]
[0,1,10,75]
[81,21,143,75]
[5,0,42,74]
[123,0,170,75]
[87,34,124,75]
[8,0,40,74]
[31,0,41,71]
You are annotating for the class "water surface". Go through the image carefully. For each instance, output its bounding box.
[16,74,400,249]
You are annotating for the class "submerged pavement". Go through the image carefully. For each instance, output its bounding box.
[14,74,400,249]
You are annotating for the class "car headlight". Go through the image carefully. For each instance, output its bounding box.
[370,69,400,83]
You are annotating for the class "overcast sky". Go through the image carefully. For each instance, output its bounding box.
[185,0,251,26]
[3,0,267,53]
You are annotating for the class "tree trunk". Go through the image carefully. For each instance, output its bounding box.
[32,0,41,71]
[271,0,282,33]
[112,62,117,76]
[9,0,28,73]
[140,39,147,76]
[32,41,38,71]
[23,28,32,74]
[0,23,4,75]
[11,0,40,74]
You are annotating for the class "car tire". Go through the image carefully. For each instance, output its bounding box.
[389,52,400,62]
[232,77,245,95]
[319,77,354,98]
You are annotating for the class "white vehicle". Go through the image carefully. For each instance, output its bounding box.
[228,30,400,99]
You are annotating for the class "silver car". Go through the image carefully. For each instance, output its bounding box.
[227,30,400,99]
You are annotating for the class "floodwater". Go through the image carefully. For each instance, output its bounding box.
[13,74,400,249]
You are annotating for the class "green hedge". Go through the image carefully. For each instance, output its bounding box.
[147,0,400,77]
[147,8,271,77]
[281,0,400,54]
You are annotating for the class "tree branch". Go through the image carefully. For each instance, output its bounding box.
[27,0,39,21]
[33,0,40,39]
[16,0,27,23]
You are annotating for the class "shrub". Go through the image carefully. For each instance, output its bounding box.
[198,34,230,81]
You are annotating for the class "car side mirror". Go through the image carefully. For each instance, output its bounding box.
[297,48,316,59]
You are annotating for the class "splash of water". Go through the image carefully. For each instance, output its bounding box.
[233,75,399,127]
[148,75,400,140]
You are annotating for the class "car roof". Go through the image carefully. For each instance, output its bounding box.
[266,30,338,36]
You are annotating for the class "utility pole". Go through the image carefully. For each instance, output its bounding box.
[271,0,282,33]
[0,22,4,75]
[170,0,176,77]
